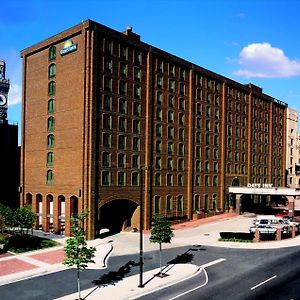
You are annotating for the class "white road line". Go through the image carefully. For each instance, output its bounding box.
[168,258,226,300]
[250,275,277,291]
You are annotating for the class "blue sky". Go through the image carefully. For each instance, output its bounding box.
[2,0,300,144]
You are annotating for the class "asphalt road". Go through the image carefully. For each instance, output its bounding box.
[1,245,300,300]
[137,245,300,300]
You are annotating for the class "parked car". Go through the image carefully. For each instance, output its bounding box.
[275,210,289,218]
[249,225,277,234]
[282,216,300,228]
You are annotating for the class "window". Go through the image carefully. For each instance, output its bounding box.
[205,175,209,186]
[178,174,183,186]
[104,57,112,72]
[166,196,172,212]
[118,172,125,186]
[177,196,183,212]
[132,155,139,168]
[180,68,185,80]
[118,135,126,150]
[102,171,110,186]
[103,114,111,130]
[157,108,162,121]
[48,81,55,96]
[168,111,174,123]
[157,75,163,89]
[48,64,56,78]
[155,157,161,170]
[119,117,126,132]
[133,120,140,133]
[119,80,127,95]
[155,196,161,214]
[194,195,200,211]
[168,142,173,155]
[169,79,175,92]
[205,161,209,172]
[157,60,163,72]
[104,77,112,92]
[196,132,201,143]
[134,50,142,64]
[179,98,185,110]
[168,127,174,139]
[134,67,141,81]
[103,95,111,111]
[46,170,54,184]
[47,117,55,132]
[49,46,56,61]
[214,162,219,172]
[157,92,163,105]
[103,133,111,147]
[134,85,141,99]
[133,137,140,151]
[118,153,126,168]
[169,64,175,76]
[102,152,110,167]
[132,172,139,186]
[133,102,141,116]
[155,173,161,186]
[178,143,184,156]
[168,95,174,107]
[178,159,184,171]
[156,124,162,137]
[120,45,127,60]
[156,141,162,153]
[48,99,55,114]
[213,175,218,186]
[179,128,184,141]
[47,134,55,149]
[196,160,201,172]
[167,174,173,186]
[105,40,112,54]
[120,62,127,77]
[179,83,185,96]
[167,158,173,171]
[47,152,54,166]
[196,175,200,186]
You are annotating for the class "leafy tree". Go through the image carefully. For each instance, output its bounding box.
[0,204,14,228]
[63,210,96,300]
[15,206,36,234]
[149,214,174,276]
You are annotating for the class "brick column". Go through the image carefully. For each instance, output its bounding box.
[276,227,281,241]
[254,229,260,242]
[236,194,242,215]
[53,196,59,234]
[292,225,296,238]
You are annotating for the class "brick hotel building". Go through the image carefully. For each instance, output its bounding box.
[20,20,287,239]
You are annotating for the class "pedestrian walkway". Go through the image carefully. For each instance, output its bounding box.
[1,212,300,299]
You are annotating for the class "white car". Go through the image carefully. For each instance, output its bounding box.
[249,225,277,234]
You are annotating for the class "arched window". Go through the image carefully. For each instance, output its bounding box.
[48,99,55,113]
[154,196,161,214]
[47,134,55,148]
[47,170,54,184]
[48,64,56,78]
[49,46,56,60]
[47,152,54,166]
[48,81,55,96]
[47,117,55,131]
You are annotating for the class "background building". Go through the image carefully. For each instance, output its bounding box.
[20,20,287,239]
[0,60,20,208]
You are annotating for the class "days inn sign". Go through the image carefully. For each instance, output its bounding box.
[60,39,77,56]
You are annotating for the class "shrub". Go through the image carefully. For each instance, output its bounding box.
[219,232,254,241]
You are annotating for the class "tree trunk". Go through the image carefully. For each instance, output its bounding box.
[159,243,162,275]
[77,268,81,300]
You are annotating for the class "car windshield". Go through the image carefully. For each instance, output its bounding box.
[260,220,269,224]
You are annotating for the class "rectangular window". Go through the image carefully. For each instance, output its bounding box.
[103,133,111,147]
[132,155,139,168]
[134,85,141,99]
[167,174,173,186]
[168,127,174,139]
[179,83,185,96]
[133,120,140,133]
[156,125,162,137]
[103,114,111,130]
[118,172,125,186]
[104,77,112,92]
[120,62,127,77]
[119,81,127,95]
[134,67,141,81]
[157,75,163,89]
[118,135,126,150]
[133,137,140,151]
[102,171,110,186]
[156,141,162,154]
[157,92,163,105]
[134,50,142,64]
[133,102,141,116]
[120,45,127,60]
[103,95,111,111]
[119,117,126,132]
[169,79,175,92]
[119,98,126,113]
[104,58,112,72]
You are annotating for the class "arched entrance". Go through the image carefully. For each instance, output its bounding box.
[98,199,138,237]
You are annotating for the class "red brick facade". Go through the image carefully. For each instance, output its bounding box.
[20,20,287,239]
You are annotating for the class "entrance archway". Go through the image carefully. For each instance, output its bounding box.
[98,199,138,237]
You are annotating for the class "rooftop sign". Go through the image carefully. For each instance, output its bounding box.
[60,39,77,56]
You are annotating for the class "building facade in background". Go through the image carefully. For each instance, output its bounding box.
[0,60,20,208]
[20,20,287,239]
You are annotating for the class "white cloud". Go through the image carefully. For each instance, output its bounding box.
[234,43,300,78]
[8,83,21,106]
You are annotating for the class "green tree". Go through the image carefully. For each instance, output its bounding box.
[149,214,174,276]
[15,205,36,235]
[63,210,96,300]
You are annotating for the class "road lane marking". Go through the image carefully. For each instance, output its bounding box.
[250,275,277,290]
[168,258,226,300]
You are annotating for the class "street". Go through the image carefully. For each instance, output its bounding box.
[1,244,300,299]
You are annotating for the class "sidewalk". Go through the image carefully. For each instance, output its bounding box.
[0,213,300,298]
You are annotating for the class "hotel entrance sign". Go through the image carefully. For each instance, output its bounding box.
[247,183,274,188]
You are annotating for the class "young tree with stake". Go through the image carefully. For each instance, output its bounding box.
[149,214,174,276]
[63,210,96,300]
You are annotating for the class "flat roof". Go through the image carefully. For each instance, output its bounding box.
[229,186,300,196]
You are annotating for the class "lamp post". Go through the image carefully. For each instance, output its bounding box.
[138,166,144,288]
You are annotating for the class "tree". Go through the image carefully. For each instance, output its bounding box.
[15,205,36,234]
[149,214,174,276]
[63,210,96,300]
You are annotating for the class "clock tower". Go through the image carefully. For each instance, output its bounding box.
[0,60,9,123]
